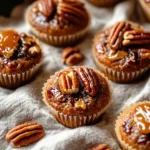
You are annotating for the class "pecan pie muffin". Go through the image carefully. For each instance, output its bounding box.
[26,0,90,46]
[92,21,150,83]
[86,0,121,7]
[0,29,42,88]
[115,101,150,150]
[42,66,112,128]
[139,0,150,21]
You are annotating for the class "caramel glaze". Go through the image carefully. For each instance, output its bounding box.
[121,104,150,149]
[45,67,110,115]
[122,116,150,146]
[134,104,150,134]
[94,28,150,72]
[28,1,89,36]
[0,30,20,53]
[0,30,41,74]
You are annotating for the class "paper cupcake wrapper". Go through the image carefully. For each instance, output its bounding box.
[93,52,150,83]
[26,3,90,47]
[115,101,150,150]
[87,0,118,7]
[0,62,41,89]
[42,67,112,128]
[30,25,89,47]
[49,98,112,128]
[139,0,150,21]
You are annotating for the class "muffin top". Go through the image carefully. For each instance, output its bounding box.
[43,66,111,116]
[0,29,42,74]
[93,21,150,72]
[27,0,90,36]
[117,101,150,150]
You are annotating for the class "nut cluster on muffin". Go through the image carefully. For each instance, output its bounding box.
[42,66,111,128]
[92,21,150,83]
[0,29,42,88]
[115,101,150,150]
[26,0,90,46]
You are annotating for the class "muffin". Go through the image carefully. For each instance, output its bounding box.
[42,66,112,128]
[92,21,150,83]
[0,29,42,88]
[86,0,121,7]
[26,0,90,46]
[115,101,150,150]
[139,0,150,21]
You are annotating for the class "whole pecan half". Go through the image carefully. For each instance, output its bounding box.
[58,70,79,94]
[108,21,130,50]
[62,47,84,66]
[57,1,87,25]
[75,67,99,96]
[89,144,112,150]
[38,0,56,17]
[5,122,45,148]
[122,30,150,46]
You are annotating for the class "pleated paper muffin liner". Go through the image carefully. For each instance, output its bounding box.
[139,0,150,21]
[42,67,112,128]
[115,101,150,150]
[87,0,118,7]
[26,3,90,47]
[0,62,41,89]
[93,50,150,83]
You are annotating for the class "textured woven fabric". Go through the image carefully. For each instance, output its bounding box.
[0,0,150,150]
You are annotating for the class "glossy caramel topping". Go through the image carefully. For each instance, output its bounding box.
[0,30,19,55]
[134,104,150,134]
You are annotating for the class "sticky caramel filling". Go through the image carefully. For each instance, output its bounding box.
[0,30,19,56]
[121,104,150,148]
[0,30,41,73]
[134,104,150,134]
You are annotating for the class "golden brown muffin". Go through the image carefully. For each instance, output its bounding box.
[26,0,90,46]
[139,0,150,21]
[86,0,122,7]
[42,66,112,128]
[92,21,150,83]
[0,29,42,88]
[115,101,150,150]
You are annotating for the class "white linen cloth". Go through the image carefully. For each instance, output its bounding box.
[0,0,150,149]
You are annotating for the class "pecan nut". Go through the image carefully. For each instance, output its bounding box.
[62,47,84,66]
[75,67,99,96]
[29,45,41,56]
[5,122,45,148]
[89,144,112,150]
[57,1,87,25]
[123,30,150,46]
[38,0,56,17]
[108,21,130,50]
[58,71,79,94]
